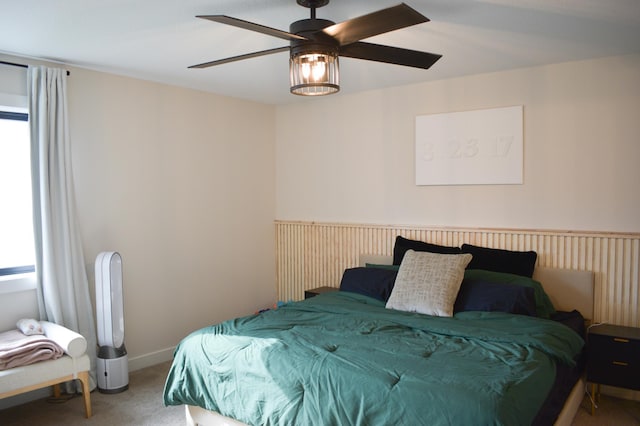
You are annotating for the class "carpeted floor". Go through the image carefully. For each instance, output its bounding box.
[572,392,640,425]
[1,360,639,425]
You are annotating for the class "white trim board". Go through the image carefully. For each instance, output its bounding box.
[127,346,175,372]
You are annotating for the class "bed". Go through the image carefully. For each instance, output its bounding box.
[164,240,594,426]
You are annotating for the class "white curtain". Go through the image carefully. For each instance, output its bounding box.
[28,66,97,390]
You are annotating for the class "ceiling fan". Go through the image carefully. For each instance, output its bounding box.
[190,1,442,96]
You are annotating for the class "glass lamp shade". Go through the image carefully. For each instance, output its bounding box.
[290,51,339,96]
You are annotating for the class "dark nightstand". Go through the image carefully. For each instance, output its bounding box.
[304,286,338,299]
[587,324,640,415]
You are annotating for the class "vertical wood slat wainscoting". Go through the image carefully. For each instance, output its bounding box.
[275,221,640,327]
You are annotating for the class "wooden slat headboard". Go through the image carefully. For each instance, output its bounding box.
[275,221,636,326]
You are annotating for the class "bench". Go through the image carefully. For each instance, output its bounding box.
[0,321,92,418]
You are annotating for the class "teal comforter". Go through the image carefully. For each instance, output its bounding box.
[164,292,584,426]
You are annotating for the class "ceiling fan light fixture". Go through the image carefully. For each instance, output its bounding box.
[290,49,339,96]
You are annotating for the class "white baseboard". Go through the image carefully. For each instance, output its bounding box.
[127,346,175,372]
[601,385,640,402]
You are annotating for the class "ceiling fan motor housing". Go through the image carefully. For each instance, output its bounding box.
[289,18,338,55]
[296,0,330,9]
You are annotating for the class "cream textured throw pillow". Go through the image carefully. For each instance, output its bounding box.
[385,250,472,317]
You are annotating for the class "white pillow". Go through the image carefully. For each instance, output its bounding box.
[385,250,472,317]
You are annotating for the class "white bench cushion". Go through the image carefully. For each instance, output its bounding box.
[0,353,90,393]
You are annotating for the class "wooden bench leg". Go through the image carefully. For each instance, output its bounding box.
[77,371,92,418]
[53,383,61,398]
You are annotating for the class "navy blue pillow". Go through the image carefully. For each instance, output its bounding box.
[339,267,398,302]
[551,310,586,338]
[461,244,537,278]
[454,279,538,316]
[393,236,461,265]
[365,263,400,271]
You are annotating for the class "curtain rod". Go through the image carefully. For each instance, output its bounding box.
[0,60,71,76]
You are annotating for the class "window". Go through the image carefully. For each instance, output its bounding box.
[0,109,35,277]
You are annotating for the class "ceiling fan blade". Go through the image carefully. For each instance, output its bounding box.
[340,42,441,69]
[189,46,290,69]
[322,3,429,46]
[197,15,307,42]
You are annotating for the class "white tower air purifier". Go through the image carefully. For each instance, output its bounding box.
[95,251,129,393]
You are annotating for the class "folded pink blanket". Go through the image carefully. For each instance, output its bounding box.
[0,329,64,371]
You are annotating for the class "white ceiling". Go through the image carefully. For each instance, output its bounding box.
[1,0,639,105]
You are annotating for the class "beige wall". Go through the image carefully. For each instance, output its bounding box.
[275,54,640,234]
[69,69,277,362]
[0,56,277,365]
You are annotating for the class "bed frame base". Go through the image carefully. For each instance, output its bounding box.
[185,378,587,426]
[554,376,587,426]
[186,405,248,426]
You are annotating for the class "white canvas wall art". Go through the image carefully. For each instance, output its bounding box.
[415,105,523,185]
